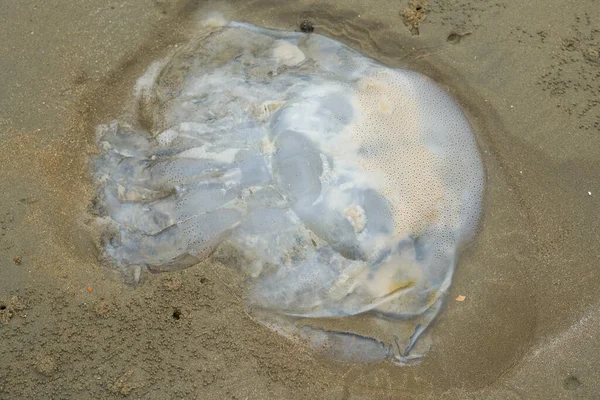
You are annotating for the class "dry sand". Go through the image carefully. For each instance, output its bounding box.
[1,0,599,398]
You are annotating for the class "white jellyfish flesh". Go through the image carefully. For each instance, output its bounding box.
[93,21,484,364]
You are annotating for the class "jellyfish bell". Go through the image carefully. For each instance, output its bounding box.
[92,20,484,364]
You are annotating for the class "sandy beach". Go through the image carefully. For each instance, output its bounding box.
[1,0,599,398]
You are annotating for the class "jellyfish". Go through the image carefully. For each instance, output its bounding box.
[93,20,484,364]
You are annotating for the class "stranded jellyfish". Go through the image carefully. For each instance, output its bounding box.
[93,19,484,364]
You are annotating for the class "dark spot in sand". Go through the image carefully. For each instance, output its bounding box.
[73,71,89,86]
[447,33,460,43]
[300,20,315,33]
[447,32,472,44]
[109,234,121,247]
[172,308,182,320]
[19,197,38,205]
[0,305,6,311]
[563,375,581,390]
[200,277,208,284]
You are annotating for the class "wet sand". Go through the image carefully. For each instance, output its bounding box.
[1,0,599,398]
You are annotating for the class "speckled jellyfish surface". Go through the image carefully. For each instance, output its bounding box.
[93,18,484,364]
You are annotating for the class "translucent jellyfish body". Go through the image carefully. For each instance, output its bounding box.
[94,21,484,364]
